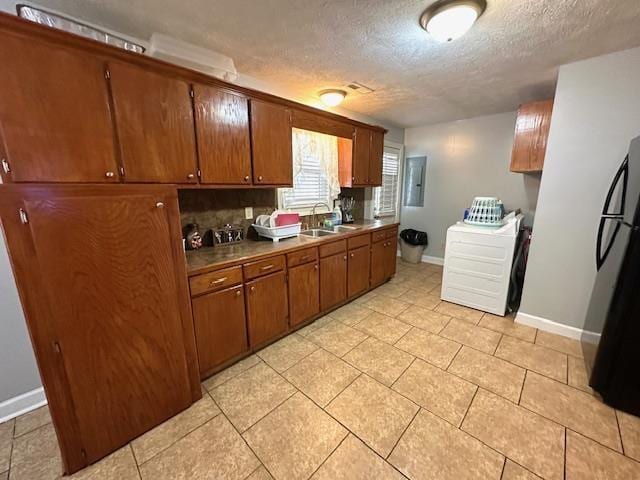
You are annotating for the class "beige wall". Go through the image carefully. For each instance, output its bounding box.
[402,111,541,259]
[520,46,640,331]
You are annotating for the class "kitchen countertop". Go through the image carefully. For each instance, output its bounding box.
[185,218,400,276]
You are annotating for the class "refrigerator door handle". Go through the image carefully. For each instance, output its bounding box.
[601,156,629,217]
[596,217,622,271]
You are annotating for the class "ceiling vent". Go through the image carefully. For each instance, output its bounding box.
[148,33,238,82]
[343,82,375,95]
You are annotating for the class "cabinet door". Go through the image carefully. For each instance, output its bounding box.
[370,241,387,287]
[250,100,292,185]
[12,186,194,468]
[369,130,384,186]
[245,270,289,347]
[288,262,320,327]
[194,85,252,184]
[510,99,554,173]
[192,285,248,376]
[348,246,370,298]
[320,252,347,311]
[352,127,372,185]
[0,34,118,183]
[384,237,398,279]
[109,62,198,183]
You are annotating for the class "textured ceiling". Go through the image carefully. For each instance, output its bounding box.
[7,0,640,127]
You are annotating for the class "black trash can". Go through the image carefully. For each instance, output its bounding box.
[399,229,429,264]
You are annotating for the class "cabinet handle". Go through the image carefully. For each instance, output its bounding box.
[257,175,263,182]
[235,289,242,297]
[209,277,227,286]
[260,264,274,271]
[244,175,250,181]
[250,286,256,293]
[105,171,115,178]
[156,202,164,209]
[187,173,195,180]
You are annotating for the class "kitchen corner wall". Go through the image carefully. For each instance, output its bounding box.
[519,46,640,333]
[402,111,541,259]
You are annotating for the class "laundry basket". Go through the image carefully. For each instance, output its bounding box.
[464,197,504,226]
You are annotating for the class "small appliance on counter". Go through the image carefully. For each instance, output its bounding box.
[252,211,301,242]
[340,197,355,224]
[212,224,244,246]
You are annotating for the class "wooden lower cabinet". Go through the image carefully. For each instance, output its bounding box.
[320,252,347,311]
[370,240,387,287]
[245,270,289,347]
[288,261,320,327]
[192,285,248,377]
[348,245,370,298]
[0,185,199,474]
[385,237,398,278]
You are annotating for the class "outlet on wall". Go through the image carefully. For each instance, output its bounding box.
[245,207,253,220]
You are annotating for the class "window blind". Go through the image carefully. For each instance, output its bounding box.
[374,149,400,217]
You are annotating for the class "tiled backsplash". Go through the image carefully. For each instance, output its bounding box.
[178,187,367,244]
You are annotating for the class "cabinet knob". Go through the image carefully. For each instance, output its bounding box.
[250,286,256,293]
[187,173,195,180]
[244,175,250,181]
[343,255,347,261]
[105,171,115,178]
[257,175,263,182]
[236,290,242,297]
[314,264,318,270]
[156,202,164,209]
[350,253,355,258]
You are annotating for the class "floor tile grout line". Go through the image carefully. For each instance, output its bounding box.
[499,456,507,479]
[385,406,421,461]
[128,443,143,479]
[304,428,350,479]
[443,343,463,371]
[564,427,567,480]
[566,427,640,466]
[219,409,277,480]
[518,369,528,405]
[389,357,417,390]
[458,386,479,430]
[614,409,625,456]
[203,356,264,392]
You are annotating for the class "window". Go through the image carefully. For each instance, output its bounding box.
[373,146,401,217]
[278,128,340,213]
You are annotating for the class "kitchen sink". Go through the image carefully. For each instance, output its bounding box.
[299,229,337,237]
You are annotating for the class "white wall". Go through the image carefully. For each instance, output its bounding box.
[0,233,41,407]
[519,46,640,331]
[402,111,541,258]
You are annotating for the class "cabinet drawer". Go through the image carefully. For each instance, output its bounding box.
[287,247,318,268]
[243,255,285,280]
[372,230,386,243]
[386,227,398,239]
[348,234,370,250]
[190,266,243,297]
[319,239,347,258]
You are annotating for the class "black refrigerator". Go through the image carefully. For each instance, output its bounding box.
[583,135,640,415]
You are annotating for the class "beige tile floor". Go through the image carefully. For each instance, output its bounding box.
[2,259,640,479]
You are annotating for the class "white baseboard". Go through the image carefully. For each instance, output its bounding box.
[515,312,601,344]
[396,250,444,266]
[0,387,47,423]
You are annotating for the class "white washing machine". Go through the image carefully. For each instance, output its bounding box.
[441,213,524,316]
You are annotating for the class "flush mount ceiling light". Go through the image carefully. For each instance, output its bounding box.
[319,89,347,107]
[420,0,486,42]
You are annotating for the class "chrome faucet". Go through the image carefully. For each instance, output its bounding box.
[311,202,330,228]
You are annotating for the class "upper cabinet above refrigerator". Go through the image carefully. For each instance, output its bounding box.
[510,99,554,173]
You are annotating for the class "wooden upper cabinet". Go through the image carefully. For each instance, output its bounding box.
[108,62,198,183]
[194,85,252,185]
[352,127,372,186]
[0,34,118,183]
[369,130,384,186]
[510,99,554,173]
[250,100,293,185]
